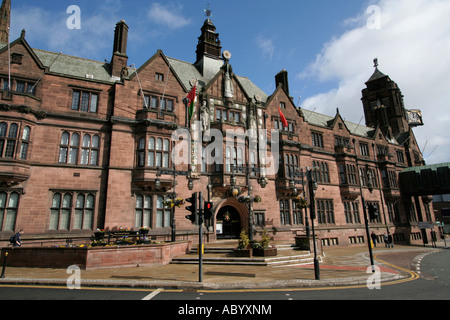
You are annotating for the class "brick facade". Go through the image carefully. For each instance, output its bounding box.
[0,10,435,247]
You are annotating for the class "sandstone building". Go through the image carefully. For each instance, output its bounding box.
[0,1,434,247]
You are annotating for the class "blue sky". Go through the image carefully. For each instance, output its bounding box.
[8,0,450,164]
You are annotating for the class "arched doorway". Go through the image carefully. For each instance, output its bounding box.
[216,205,241,239]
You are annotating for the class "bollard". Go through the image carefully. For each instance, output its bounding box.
[1,251,8,278]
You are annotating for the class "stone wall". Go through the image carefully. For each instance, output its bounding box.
[1,241,191,270]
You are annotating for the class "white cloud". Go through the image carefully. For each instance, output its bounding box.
[256,37,274,61]
[147,3,191,29]
[11,5,120,60]
[299,0,450,164]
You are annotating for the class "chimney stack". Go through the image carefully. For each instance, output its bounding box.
[111,20,129,78]
[275,69,290,96]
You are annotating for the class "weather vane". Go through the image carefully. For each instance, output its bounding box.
[204,4,212,18]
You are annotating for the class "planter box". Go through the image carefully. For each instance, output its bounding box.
[1,241,191,270]
[233,249,252,257]
[253,248,277,257]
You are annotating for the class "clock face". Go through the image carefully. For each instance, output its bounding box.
[407,109,423,126]
[223,50,232,60]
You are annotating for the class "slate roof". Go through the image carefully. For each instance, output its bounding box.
[367,67,388,82]
[165,55,269,103]
[301,108,395,143]
[33,49,116,83]
[5,43,387,144]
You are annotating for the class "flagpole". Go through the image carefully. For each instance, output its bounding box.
[133,64,148,109]
[30,51,62,94]
[160,65,170,117]
[7,27,11,94]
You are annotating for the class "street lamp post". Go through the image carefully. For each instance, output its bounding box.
[307,167,320,280]
[290,168,310,237]
[231,165,267,242]
[352,139,375,272]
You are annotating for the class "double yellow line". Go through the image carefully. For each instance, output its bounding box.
[0,255,420,294]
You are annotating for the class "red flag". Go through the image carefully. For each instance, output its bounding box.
[187,85,196,120]
[278,106,288,128]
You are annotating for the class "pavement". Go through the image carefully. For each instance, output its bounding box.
[0,240,447,290]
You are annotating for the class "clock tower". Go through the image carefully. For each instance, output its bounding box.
[195,8,222,65]
[361,59,410,138]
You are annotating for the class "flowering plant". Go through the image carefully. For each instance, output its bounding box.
[164,197,185,208]
[294,195,308,208]
[237,195,262,203]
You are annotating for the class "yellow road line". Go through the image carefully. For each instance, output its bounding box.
[198,254,420,293]
[0,255,420,294]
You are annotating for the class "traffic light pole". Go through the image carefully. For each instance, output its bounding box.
[198,192,203,283]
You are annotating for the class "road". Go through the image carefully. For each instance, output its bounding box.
[0,249,448,305]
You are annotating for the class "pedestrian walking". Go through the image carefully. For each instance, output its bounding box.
[383,233,389,248]
[371,231,377,247]
[10,229,24,248]
[387,233,393,248]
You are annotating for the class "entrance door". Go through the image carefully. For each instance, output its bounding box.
[216,206,241,239]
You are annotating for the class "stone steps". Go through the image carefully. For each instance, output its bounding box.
[171,244,321,267]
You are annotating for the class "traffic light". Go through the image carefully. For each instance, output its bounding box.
[185,192,198,224]
[204,201,213,219]
[368,204,379,221]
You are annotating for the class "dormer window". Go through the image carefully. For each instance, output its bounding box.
[11,53,23,65]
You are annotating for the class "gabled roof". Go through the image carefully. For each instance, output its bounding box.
[0,33,46,71]
[165,55,268,101]
[33,49,115,83]
[302,108,376,138]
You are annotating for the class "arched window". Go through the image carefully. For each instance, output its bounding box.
[156,195,171,228]
[81,134,100,165]
[68,133,79,164]
[135,194,151,228]
[0,191,19,231]
[4,123,18,157]
[74,193,94,230]
[50,193,72,230]
[59,132,70,163]
[0,122,7,157]
[20,126,31,160]
[144,136,171,168]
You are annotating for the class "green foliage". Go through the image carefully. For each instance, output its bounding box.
[237,230,250,249]
[259,229,271,249]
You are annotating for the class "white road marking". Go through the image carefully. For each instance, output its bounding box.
[142,288,163,300]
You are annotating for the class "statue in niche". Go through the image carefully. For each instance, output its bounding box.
[248,108,257,137]
[200,100,210,132]
[224,63,234,99]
